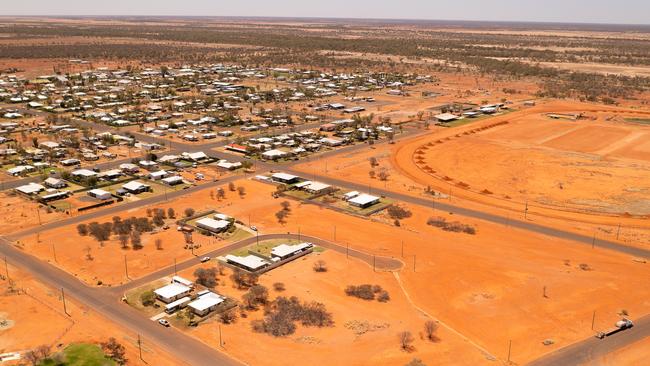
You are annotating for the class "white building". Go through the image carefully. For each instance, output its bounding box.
[154,283,192,303]
[348,193,380,208]
[196,218,231,233]
[224,254,270,272]
[187,291,226,316]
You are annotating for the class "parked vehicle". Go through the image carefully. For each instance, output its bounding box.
[595,318,633,339]
[158,319,170,327]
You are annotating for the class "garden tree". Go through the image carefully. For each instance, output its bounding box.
[118,234,129,249]
[237,186,246,198]
[424,320,439,341]
[231,268,258,289]
[313,260,328,272]
[369,170,376,179]
[241,160,253,169]
[194,267,218,288]
[387,205,412,220]
[167,207,175,219]
[185,308,196,326]
[275,209,288,224]
[152,214,165,227]
[101,338,127,365]
[216,187,226,200]
[155,238,163,250]
[417,110,425,121]
[405,358,427,366]
[243,285,269,309]
[219,308,238,325]
[369,157,378,167]
[146,208,152,217]
[398,331,415,351]
[228,182,236,191]
[23,345,50,366]
[280,201,291,212]
[378,170,390,181]
[86,176,98,187]
[140,290,155,306]
[130,230,143,250]
[76,223,88,236]
[184,208,195,217]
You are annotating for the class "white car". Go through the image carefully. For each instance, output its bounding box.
[250,226,258,232]
[158,319,170,327]
[200,256,211,263]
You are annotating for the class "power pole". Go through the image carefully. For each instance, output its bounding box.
[507,340,512,363]
[219,324,223,347]
[333,225,336,241]
[616,223,621,240]
[137,334,143,361]
[524,201,528,220]
[4,256,9,281]
[346,243,349,259]
[61,288,69,316]
[52,243,57,263]
[592,233,596,249]
[543,286,547,298]
[298,227,301,241]
[36,207,42,225]
[124,255,129,279]
[401,240,404,258]
[413,255,416,272]
[591,311,596,330]
[174,258,177,276]
[373,255,376,272]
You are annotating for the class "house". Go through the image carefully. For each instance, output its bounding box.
[348,193,380,208]
[164,297,191,314]
[148,170,168,180]
[154,283,192,304]
[271,242,314,261]
[98,169,123,180]
[87,189,112,200]
[161,175,184,186]
[187,291,226,316]
[319,137,343,147]
[226,144,248,154]
[215,160,242,170]
[121,180,150,194]
[225,254,270,272]
[71,169,97,179]
[186,151,209,162]
[196,218,231,233]
[139,160,158,170]
[7,165,35,176]
[44,177,67,189]
[119,163,139,173]
[434,113,459,123]
[343,191,360,201]
[15,183,45,195]
[60,158,81,166]
[271,172,299,184]
[296,181,333,195]
[172,276,194,288]
[261,149,289,160]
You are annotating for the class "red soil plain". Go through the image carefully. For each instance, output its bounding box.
[13,177,650,365]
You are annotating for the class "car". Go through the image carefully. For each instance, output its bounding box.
[250,226,258,231]
[158,319,170,327]
[200,256,211,263]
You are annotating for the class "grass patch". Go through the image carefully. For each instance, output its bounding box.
[282,189,314,200]
[230,239,303,257]
[314,194,393,216]
[624,117,650,125]
[40,343,115,366]
[124,279,167,316]
[443,110,513,128]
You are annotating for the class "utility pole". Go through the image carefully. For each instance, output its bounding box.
[373,255,376,272]
[174,258,177,276]
[524,201,529,220]
[4,256,9,281]
[401,240,404,258]
[219,324,223,347]
[333,225,336,241]
[413,255,416,272]
[592,233,596,249]
[616,223,621,240]
[52,243,57,263]
[346,243,349,259]
[61,288,69,316]
[298,227,301,241]
[507,340,512,363]
[543,286,547,298]
[591,311,596,330]
[36,207,42,225]
[137,334,143,361]
[124,255,129,279]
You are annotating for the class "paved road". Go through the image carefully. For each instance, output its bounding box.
[112,233,403,295]
[528,314,650,366]
[285,170,650,260]
[0,237,242,366]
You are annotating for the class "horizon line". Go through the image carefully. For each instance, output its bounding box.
[0,15,648,28]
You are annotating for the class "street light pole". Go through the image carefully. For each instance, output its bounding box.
[61,288,69,316]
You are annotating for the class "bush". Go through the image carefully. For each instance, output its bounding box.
[194,267,218,288]
[184,208,195,217]
[387,205,412,220]
[345,284,375,300]
[76,223,88,236]
[426,217,476,235]
[313,260,327,272]
[251,296,333,337]
[273,282,286,292]
[140,290,155,306]
[377,290,391,302]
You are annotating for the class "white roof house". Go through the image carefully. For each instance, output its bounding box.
[271,172,298,183]
[303,181,331,193]
[121,180,150,193]
[44,177,66,188]
[196,218,231,233]
[88,189,112,200]
[161,175,184,185]
[343,191,360,200]
[154,283,191,303]
[186,151,209,161]
[188,291,225,315]
[148,170,168,180]
[261,149,288,160]
[71,169,97,178]
[15,183,45,195]
[225,254,270,272]
[434,113,459,122]
[271,242,314,259]
[7,165,34,176]
[348,193,380,208]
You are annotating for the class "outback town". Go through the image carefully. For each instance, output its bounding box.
[0,3,649,366]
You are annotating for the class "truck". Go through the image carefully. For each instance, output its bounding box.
[595,318,634,339]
